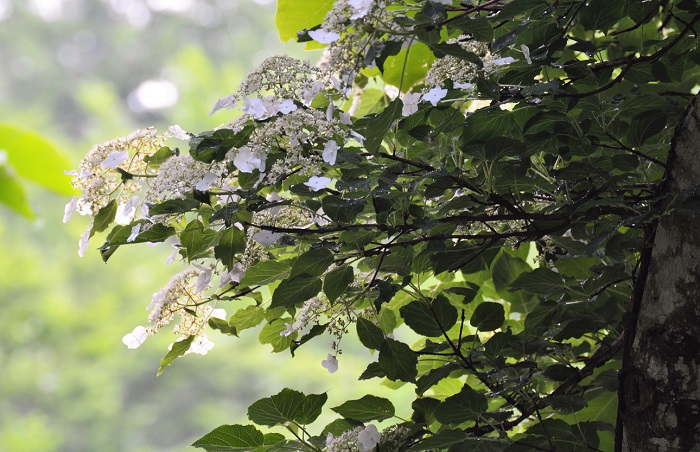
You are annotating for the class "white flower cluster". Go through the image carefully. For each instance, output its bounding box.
[425,37,516,90]
[325,423,410,452]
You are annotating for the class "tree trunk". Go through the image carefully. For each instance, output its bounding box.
[619,95,700,451]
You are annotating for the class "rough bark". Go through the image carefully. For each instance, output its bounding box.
[620,95,700,451]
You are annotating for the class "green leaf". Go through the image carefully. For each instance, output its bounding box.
[627,109,668,147]
[270,275,322,308]
[470,302,505,332]
[275,0,334,42]
[356,318,385,350]
[192,424,265,451]
[523,300,560,335]
[444,438,509,452]
[411,429,468,451]
[362,98,402,153]
[321,195,366,223]
[180,219,218,262]
[290,247,333,278]
[290,324,327,357]
[247,388,307,426]
[298,392,328,425]
[359,361,385,380]
[451,15,494,42]
[381,41,435,91]
[90,199,117,237]
[511,267,566,295]
[492,253,531,292]
[323,265,354,303]
[144,146,174,165]
[0,166,34,219]
[0,124,73,195]
[229,305,265,333]
[416,362,463,396]
[148,198,201,216]
[434,385,488,424]
[400,295,458,337]
[428,43,482,66]
[379,338,418,383]
[240,260,291,286]
[214,227,246,270]
[158,336,195,376]
[258,320,294,353]
[331,395,395,422]
[578,0,624,30]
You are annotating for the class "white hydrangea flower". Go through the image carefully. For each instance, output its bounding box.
[195,171,218,191]
[521,44,532,64]
[127,224,141,243]
[101,150,129,169]
[401,92,422,116]
[277,99,298,114]
[305,176,332,191]
[63,196,77,223]
[210,308,227,320]
[492,56,516,66]
[357,425,381,452]
[194,267,213,294]
[186,334,215,355]
[78,224,91,257]
[252,230,282,246]
[422,87,447,106]
[115,196,140,225]
[280,322,296,337]
[322,140,339,165]
[322,354,338,373]
[349,0,373,19]
[122,325,148,349]
[309,29,341,44]
[454,81,474,90]
[232,147,263,173]
[209,94,236,116]
[168,124,190,140]
[241,96,267,118]
[219,262,245,287]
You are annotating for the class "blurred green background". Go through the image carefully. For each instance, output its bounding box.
[0,1,413,450]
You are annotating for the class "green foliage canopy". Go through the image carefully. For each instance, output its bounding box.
[68,0,699,450]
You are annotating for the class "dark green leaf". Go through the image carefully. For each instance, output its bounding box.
[578,0,624,30]
[362,98,401,153]
[323,265,354,303]
[290,247,333,278]
[247,388,306,426]
[470,302,505,332]
[411,429,468,451]
[434,385,488,424]
[400,295,458,337]
[214,228,246,270]
[321,195,366,223]
[297,392,328,425]
[511,268,566,295]
[240,260,291,286]
[290,323,327,356]
[192,424,264,451]
[148,198,201,215]
[90,199,117,237]
[416,362,462,396]
[627,109,668,147]
[379,338,418,382]
[359,361,385,380]
[270,275,322,308]
[158,336,195,376]
[331,395,395,422]
[356,318,385,350]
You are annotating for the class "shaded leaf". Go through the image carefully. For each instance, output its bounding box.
[331,395,395,422]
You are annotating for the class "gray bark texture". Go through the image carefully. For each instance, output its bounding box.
[621,95,700,451]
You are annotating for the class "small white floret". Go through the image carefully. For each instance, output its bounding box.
[322,354,338,373]
[101,150,129,169]
[422,87,447,107]
[308,29,340,44]
[122,326,148,349]
[304,176,332,192]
